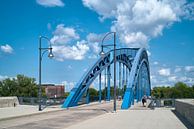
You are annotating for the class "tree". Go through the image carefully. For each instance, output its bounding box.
[174,82,193,98]
[0,81,2,96]
[64,92,69,98]
[101,86,122,99]
[0,78,17,96]
[16,74,38,97]
[88,87,98,101]
[151,82,194,99]
[89,88,98,96]
[0,74,38,97]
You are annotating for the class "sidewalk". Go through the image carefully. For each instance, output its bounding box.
[64,109,189,129]
[0,101,113,121]
[0,105,63,121]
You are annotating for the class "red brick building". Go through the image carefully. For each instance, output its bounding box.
[43,84,65,98]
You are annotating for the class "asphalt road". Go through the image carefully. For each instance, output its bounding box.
[0,101,117,129]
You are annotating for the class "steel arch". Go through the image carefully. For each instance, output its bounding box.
[121,48,151,109]
[62,48,151,109]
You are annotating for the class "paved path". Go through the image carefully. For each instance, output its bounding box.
[0,101,119,129]
[65,108,191,129]
[0,101,192,129]
[0,105,62,120]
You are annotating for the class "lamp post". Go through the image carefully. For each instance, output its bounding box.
[99,32,116,112]
[39,36,54,111]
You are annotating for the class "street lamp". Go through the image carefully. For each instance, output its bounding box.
[38,36,54,111]
[100,32,117,112]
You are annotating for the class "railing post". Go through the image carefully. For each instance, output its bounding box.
[86,89,90,104]
[119,62,121,96]
[99,73,102,103]
[122,64,125,94]
[104,68,107,101]
[107,65,111,101]
[132,90,134,105]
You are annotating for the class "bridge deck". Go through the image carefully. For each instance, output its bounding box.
[0,101,192,129]
[66,108,191,129]
[0,101,119,129]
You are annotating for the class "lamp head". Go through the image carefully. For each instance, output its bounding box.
[48,48,54,59]
[100,50,105,58]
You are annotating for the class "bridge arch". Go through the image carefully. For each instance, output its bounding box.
[62,48,151,109]
[121,48,151,109]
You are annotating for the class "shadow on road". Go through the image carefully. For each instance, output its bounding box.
[171,110,193,129]
[68,108,110,113]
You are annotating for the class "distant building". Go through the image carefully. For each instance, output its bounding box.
[42,84,65,98]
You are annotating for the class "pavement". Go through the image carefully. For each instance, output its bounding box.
[0,100,193,129]
[0,105,63,121]
[65,108,190,129]
[0,101,117,129]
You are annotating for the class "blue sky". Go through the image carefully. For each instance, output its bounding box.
[0,0,194,91]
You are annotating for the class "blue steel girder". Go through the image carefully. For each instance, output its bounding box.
[62,48,150,109]
[121,48,151,109]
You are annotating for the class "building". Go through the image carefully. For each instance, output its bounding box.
[42,84,65,98]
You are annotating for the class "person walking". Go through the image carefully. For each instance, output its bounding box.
[142,95,147,107]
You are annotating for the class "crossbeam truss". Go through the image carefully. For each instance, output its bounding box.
[62,48,151,109]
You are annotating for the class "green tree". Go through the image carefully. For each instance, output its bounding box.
[64,92,69,98]
[151,82,194,99]
[174,82,193,98]
[0,81,2,96]
[101,86,122,99]
[88,87,98,101]
[0,74,38,97]
[0,78,17,96]
[89,88,98,96]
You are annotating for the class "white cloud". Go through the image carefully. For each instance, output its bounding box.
[83,0,194,48]
[175,67,182,73]
[36,0,64,7]
[168,76,177,82]
[151,64,194,87]
[86,33,102,54]
[179,76,194,85]
[184,66,194,72]
[53,40,89,61]
[0,75,8,81]
[118,32,149,48]
[153,61,159,65]
[62,81,75,92]
[147,50,151,57]
[83,0,120,20]
[158,68,171,76]
[150,75,155,80]
[183,2,194,20]
[51,24,80,45]
[0,44,13,54]
[88,55,98,59]
[86,33,107,59]
[50,24,89,61]
[93,74,107,86]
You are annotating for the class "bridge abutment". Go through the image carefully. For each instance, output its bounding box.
[175,99,194,127]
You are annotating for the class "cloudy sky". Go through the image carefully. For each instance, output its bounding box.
[0,0,194,91]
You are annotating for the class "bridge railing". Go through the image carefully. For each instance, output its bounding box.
[148,98,175,109]
[18,97,65,106]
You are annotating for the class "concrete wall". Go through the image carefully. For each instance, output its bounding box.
[0,97,19,108]
[175,99,194,127]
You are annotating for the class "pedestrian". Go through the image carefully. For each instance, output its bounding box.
[142,95,147,107]
[14,102,16,107]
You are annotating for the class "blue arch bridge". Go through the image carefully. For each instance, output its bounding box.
[62,48,151,109]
